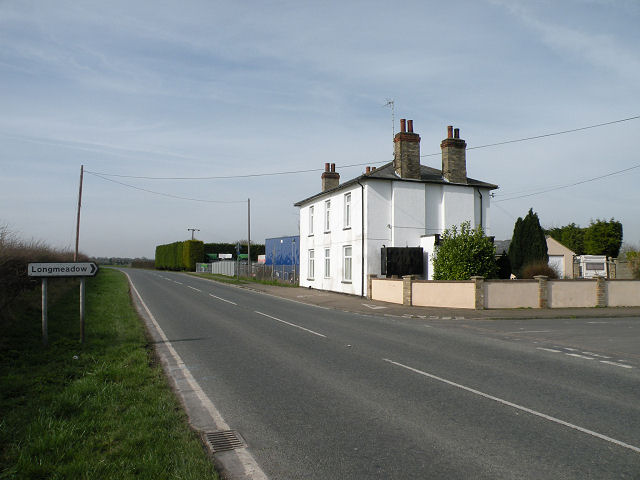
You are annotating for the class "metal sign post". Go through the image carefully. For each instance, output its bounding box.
[28,262,99,345]
[41,278,48,346]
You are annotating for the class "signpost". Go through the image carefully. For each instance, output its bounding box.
[28,262,99,345]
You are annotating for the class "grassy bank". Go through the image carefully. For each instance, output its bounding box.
[0,269,219,479]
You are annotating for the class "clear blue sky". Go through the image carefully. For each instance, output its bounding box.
[2,0,639,258]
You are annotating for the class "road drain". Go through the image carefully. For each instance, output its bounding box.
[205,430,247,453]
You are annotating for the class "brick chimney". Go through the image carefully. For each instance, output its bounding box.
[393,119,421,179]
[321,162,340,191]
[441,125,467,183]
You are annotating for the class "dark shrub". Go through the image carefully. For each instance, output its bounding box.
[520,261,558,279]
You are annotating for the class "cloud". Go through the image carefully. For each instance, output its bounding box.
[493,1,640,81]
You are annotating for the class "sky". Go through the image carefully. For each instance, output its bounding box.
[1,0,639,258]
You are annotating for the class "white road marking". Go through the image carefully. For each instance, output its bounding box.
[124,272,268,479]
[173,281,183,285]
[582,352,611,359]
[600,361,633,369]
[254,311,326,338]
[383,358,640,454]
[362,303,387,310]
[209,294,237,305]
[537,347,562,353]
[187,286,202,292]
[509,330,552,334]
[566,353,596,360]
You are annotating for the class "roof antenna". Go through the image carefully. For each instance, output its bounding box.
[384,98,395,145]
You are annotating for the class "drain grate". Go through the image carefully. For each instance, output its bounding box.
[205,430,247,453]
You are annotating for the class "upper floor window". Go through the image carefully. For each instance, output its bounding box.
[308,206,314,235]
[324,200,331,232]
[344,193,351,228]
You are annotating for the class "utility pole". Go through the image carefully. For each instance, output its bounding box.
[74,165,84,262]
[247,198,251,278]
[187,228,200,240]
[74,164,86,342]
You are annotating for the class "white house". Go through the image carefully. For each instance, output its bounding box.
[294,120,498,296]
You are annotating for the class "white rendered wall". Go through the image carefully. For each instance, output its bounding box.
[442,185,476,231]
[425,184,443,236]
[298,186,363,296]
[391,181,426,247]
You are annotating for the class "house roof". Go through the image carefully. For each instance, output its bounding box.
[294,161,499,206]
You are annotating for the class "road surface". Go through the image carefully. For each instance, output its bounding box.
[124,269,640,479]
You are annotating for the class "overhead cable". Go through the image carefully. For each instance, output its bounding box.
[85,171,246,204]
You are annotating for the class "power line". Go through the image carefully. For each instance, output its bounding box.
[494,162,640,202]
[85,171,247,204]
[83,160,385,181]
[421,114,640,157]
[468,115,640,151]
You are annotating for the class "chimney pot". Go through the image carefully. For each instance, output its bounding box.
[447,125,453,138]
[454,128,460,139]
[324,162,329,172]
[331,163,336,172]
[366,166,371,174]
[372,166,376,171]
[407,120,413,133]
[400,119,406,133]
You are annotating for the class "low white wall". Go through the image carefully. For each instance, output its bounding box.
[548,280,596,308]
[369,276,640,309]
[412,281,475,309]
[608,281,640,307]
[371,278,402,304]
[485,281,538,309]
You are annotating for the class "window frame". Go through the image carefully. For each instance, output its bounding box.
[343,245,352,282]
[324,199,331,232]
[344,192,351,229]
[324,248,331,278]
[308,249,315,280]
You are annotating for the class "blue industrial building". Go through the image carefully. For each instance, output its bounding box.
[265,235,300,267]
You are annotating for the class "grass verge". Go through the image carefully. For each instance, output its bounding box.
[189,272,298,287]
[0,269,219,479]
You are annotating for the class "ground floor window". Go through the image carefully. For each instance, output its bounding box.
[308,249,315,279]
[343,245,352,282]
[324,248,331,278]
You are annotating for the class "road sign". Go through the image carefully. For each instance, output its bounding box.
[28,262,98,277]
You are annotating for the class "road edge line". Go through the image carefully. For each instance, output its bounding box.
[122,269,269,480]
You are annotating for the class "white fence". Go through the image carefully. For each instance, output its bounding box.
[196,260,236,276]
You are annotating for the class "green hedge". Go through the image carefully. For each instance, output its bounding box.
[155,240,204,271]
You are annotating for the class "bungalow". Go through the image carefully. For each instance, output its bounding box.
[294,120,499,296]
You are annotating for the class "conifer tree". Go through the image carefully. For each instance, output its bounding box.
[508,208,548,277]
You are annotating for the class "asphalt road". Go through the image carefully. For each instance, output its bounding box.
[124,269,640,479]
